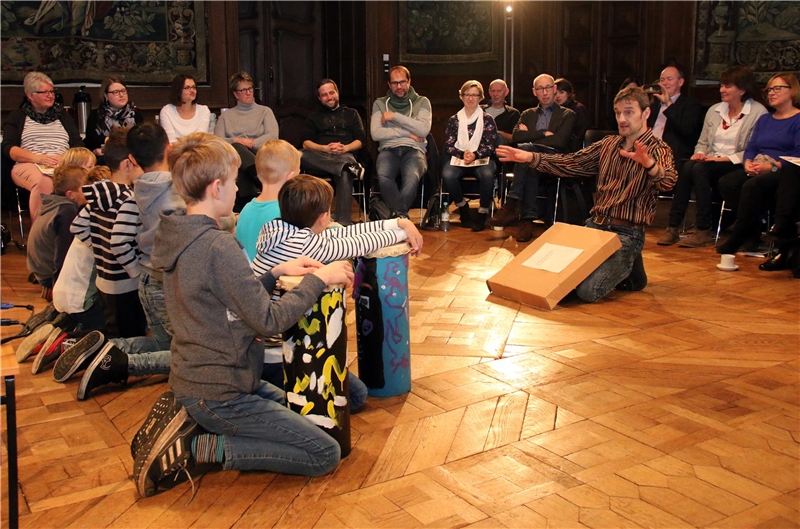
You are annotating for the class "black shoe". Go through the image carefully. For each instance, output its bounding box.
[471,212,488,232]
[716,233,746,254]
[458,204,473,229]
[134,401,200,498]
[344,163,365,181]
[616,254,648,291]
[20,303,59,336]
[77,343,129,400]
[759,252,789,272]
[53,330,105,382]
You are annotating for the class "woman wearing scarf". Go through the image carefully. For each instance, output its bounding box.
[441,80,497,231]
[85,76,143,155]
[2,72,83,222]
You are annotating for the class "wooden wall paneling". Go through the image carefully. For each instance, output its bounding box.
[560,1,598,129]
[267,2,324,148]
[237,1,266,107]
[322,2,369,119]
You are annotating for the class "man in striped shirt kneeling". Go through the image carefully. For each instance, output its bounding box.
[497,86,677,302]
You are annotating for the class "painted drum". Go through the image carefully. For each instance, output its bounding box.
[354,242,412,397]
[277,275,351,457]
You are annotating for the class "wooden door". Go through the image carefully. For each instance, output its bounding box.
[238,1,324,148]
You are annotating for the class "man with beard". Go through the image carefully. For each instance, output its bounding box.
[497,87,677,302]
[370,66,432,219]
[300,79,367,226]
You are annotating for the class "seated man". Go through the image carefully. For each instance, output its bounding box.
[301,79,367,226]
[647,65,704,174]
[214,71,279,211]
[482,79,520,146]
[371,66,432,219]
[488,73,577,242]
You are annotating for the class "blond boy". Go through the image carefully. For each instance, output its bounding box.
[235,139,301,260]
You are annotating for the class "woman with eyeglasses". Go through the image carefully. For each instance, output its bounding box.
[159,74,211,143]
[214,71,279,211]
[2,72,83,222]
[658,66,768,248]
[85,76,143,156]
[441,80,497,231]
[717,72,800,259]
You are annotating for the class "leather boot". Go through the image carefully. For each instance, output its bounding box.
[679,229,715,248]
[657,227,680,245]
[487,197,520,228]
[471,212,487,232]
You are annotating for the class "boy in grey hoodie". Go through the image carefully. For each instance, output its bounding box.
[132,132,353,498]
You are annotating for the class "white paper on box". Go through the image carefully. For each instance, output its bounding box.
[521,242,584,273]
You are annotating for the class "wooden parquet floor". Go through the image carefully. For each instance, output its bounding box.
[2,207,799,529]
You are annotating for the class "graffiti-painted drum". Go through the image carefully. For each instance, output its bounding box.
[354,243,411,397]
[277,275,350,457]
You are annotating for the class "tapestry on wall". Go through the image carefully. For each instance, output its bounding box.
[399,1,500,63]
[1,0,208,84]
[694,1,799,83]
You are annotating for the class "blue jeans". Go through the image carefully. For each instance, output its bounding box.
[442,160,496,210]
[176,382,340,475]
[575,219,646,303]
[376,147,427,216]
[139,270,173,350]
[261,363,368,412]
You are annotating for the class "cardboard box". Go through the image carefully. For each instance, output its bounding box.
[486,222,622,310]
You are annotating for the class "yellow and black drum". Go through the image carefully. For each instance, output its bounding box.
[277,275,351,457]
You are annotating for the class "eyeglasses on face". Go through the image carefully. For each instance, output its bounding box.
[461,93,482,99]
[235,86,255,94]
[107,89,127,96]
[34,89,57,96]
[183,85,197,90]
[389,80,408,87]
[534,85,555,92]
[764,85,790,94]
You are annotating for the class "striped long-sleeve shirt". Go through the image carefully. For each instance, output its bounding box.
[71,180,141,294]
[251,218,408,276]
[530,129,677,226]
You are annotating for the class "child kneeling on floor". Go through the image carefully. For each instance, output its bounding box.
[132,132,353,498]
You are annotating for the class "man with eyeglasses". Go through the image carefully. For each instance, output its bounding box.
[487,73,576,242]
[214,71,279,211]
[299,79,367,226]
[370,65,432,219]
[647,65,703,172]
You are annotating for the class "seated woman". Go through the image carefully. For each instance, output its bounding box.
[717,72,800,255]
[2,72,83,222]
[85,76,143,156]
[159,74,211,143]
[554,78,590,153]
[658,66,767,247]
[441,80,497,232]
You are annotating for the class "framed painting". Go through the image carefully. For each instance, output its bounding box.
[399,1,501,64]
[1,0,208,84]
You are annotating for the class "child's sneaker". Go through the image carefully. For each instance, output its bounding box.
[131,391,181,460]
[53,331,105,383]
[16,324,53,362]
[133,397,200,498]
[77,343,129,400]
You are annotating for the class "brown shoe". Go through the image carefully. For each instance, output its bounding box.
[657,227,680,245]
[515,220,536,242]
[679,229,714,248]
[487,197,520,228]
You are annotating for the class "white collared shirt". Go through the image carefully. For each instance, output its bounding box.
[709,100,752,164]
[652,93,681,139]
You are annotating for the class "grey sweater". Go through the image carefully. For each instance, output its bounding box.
[152,210,326,401]
[214,102,279,150]
[133,170,185,278]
